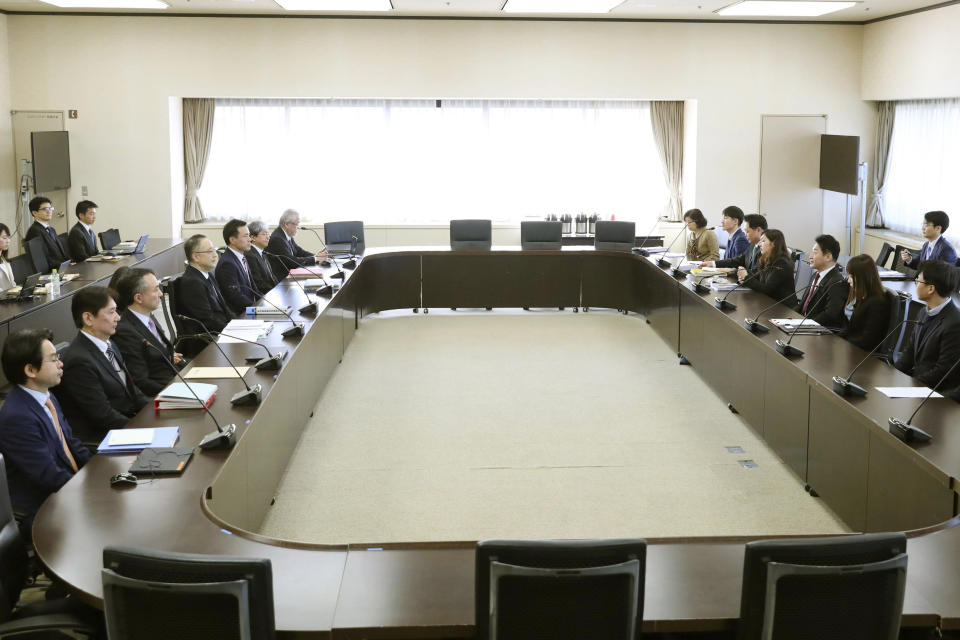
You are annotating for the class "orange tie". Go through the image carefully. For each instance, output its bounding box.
[45,398,79,473]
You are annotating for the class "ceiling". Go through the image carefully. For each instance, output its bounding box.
[0,0,947,21]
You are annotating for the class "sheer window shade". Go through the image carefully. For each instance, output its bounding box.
[198,99,669,228]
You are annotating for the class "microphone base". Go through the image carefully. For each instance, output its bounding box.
[888,418,933,444]
[320,259,332,268]
[251,351,286,371]
[775,339,804,358]
[832,376,868,397]
[744,319,770,333]
[330,272,346,280]
[657,258,672,269]
[199,423,237,450]
[299,301,319,315]
[315,284,333,296]
[714,298,737,311]
[632,248,650,257]
[693,282,710,294]
[342,259,357,269]
[671,268,687,280]
[282,323,305,339]
[230,383,262,406]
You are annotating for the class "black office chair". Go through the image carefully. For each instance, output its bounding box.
[794,253,814,291]
[163,275,205,358]
[891,244,917,278]
[8,254,35,287]
[102,546,275,640]
[737,532,907,640]
[476,538,646,640]
[99,228,121,251]
[450,219,492,251]
[594,221,636,252]
[24,236,49,275]
[876,242,895,269]
[520,221,562,250]
[879,290,912,364]
[323,221,365,256]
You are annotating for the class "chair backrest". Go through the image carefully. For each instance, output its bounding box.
[0,455,29,623]
[520,221,562,250]
[8,254,36,286]
[99,228,121,250]
[880,291,911,363]
[737,532,907,640]
[594,221,636,252]
[24,236,49,275]
[323,221,365,255]
[450,219,492,251]
[876,242,894,269]
[794,253,814,290]
[102,546,275,640]
[890,244,917,278]
[476,538,646,640]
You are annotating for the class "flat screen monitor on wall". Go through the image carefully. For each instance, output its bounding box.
[31,130,71,192]
[819,134,859,196]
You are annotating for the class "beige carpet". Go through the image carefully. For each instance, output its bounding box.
[260,310,849,544]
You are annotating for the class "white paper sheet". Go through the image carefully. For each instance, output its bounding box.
[876,387,944,399]
[108,428,155,446]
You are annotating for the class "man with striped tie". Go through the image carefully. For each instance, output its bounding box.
[215,218,258,315]
[266,208,327,275]
[67,200,101,262]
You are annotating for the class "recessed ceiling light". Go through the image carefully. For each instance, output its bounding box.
[275,0,391,9]
[503,0,625,14]
[716,1,856,17]
[39,0,168,7]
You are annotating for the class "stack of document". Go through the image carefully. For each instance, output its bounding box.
[710,279,746,292]
[244,305,292,316]
[218,319,273,344]
[878,268,910,280]
[97,426,180,453]
[155,382,217,410]
[771,318,833,335]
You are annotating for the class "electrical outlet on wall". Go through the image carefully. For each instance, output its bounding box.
[81,185,88,196]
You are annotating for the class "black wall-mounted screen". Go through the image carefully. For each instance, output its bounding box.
[31,130,71,192]
[819,134,859,195]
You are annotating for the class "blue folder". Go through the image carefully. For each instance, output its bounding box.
[97,426,181,454]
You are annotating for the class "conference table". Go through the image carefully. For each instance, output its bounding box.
[30,245,960,639]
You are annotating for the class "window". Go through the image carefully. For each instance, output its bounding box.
[198,99,669,227]
[884,98,960,241]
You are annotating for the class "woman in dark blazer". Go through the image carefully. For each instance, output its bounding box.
[739,228,798,307]
[840,254,893,351]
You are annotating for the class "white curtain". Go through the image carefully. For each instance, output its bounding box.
[884,98,960,241]
[649,101,684,222]
[183,98,215,223]
[198,99,669,229]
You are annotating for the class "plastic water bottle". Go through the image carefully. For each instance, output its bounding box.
[49,269,60,296]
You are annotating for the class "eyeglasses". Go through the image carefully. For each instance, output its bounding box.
[38,206,55,212]
[194,250,218,255]
[915,278,930,286]
[44,353,62,363]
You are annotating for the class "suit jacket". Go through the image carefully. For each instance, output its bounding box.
[744,255,798,308]
[67,221,98,262]
[796,267,849,330]
[724,228,750,261]
[0,386,91,519]
[215,249,258,315]
[246,247,280,295]
[685,229,720,262]
[177,264,233,334]
[906,237,959,269]
[840,292,893,352]
[716,243,760,272]
[895,301,960,390]
[24,220,69,267]
[54,331,150,444]
[112,308,182,397]
[267,227,316,275]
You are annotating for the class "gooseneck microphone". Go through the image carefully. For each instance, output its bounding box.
[888,355,960,444]
[268,250,334,297]
[714,264,782,311]
[260,252,320,319]
[343,235,360,269]
[171,316,262,405]
[657,225,688,269]
[775,278,847,358]
[299,226,346,277]
[744,281,813,334]
[230,279,315,319]
[632,215,668,258]
[832,319,921,397]
[143,339,237,450]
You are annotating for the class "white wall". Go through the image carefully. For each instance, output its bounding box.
[862,4,960,100]
[5,16,873,240]
[0,17,15,236]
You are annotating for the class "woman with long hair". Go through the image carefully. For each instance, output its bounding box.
[683,209,720,262]
[839,254,893,351]
[739,228,798,306]
[0,223,15,291]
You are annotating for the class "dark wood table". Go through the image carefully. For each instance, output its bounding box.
[32,247,960,638]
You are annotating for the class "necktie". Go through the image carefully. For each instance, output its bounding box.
[105,345,127,387]
[262,252,276,282]
[89,228,97,251]
[241,255,252,284]
[45,398,79,472]
[922,244,931,261]
[147,315,164,344]
[47,226,58,243]
[801,273,821,314]
[207,277,227,314]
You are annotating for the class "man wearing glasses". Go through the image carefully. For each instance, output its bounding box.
[178,234,233,337]
[895,260,960,396]
[266,209,327,275]
[0,329,91,539]
[900,211,957,269]
[24,196,69,268]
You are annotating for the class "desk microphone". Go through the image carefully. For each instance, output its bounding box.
[744,281,813,334]
[714,264,782,311]
[775,278,847,358]
[832,319,921,397]
[888,355,960,444]
[230,280,315,319]
[170,317,262,405]
[342,235,360,269]
[143,339,237,450]
[657,225,688,269]
[176,331,286,372]
[632,215,668,257]
[299,226,345,275]
[266,251,334,297]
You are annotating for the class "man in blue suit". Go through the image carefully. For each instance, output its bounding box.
[0,328,91,539]
[215,219,258,315]
[719,206,749,261]
[901,211,958,268]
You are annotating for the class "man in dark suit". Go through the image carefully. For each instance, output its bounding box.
[23,195,69,268]
[113,268,185,396]
[795,234,849,329]
[54,286,150,444]
[266,209,326,275]
[896,260,960,393]
[177,234,233,336]
[246,220,281,294]
[718,206,749,261]
[704,213,767,274]
[67,200,99,262]
[901,211,958,269]
[0,328,91,538]
[215,219,258,315]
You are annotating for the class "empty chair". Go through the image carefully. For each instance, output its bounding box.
[99,228,121,251]
[450,219,492,251]
[323,221,365,255]
[102,545,275,640]
[520,221,562,250]
[476,538,646,640]
[876,242,894,269]
[594,221,636,252]
[794,252,814,290]
[737,532,907,640]
[880,291,912,363]
[24,236,49,275]
[8,254,35,286]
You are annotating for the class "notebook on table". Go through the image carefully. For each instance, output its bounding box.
[128,447,194,475]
